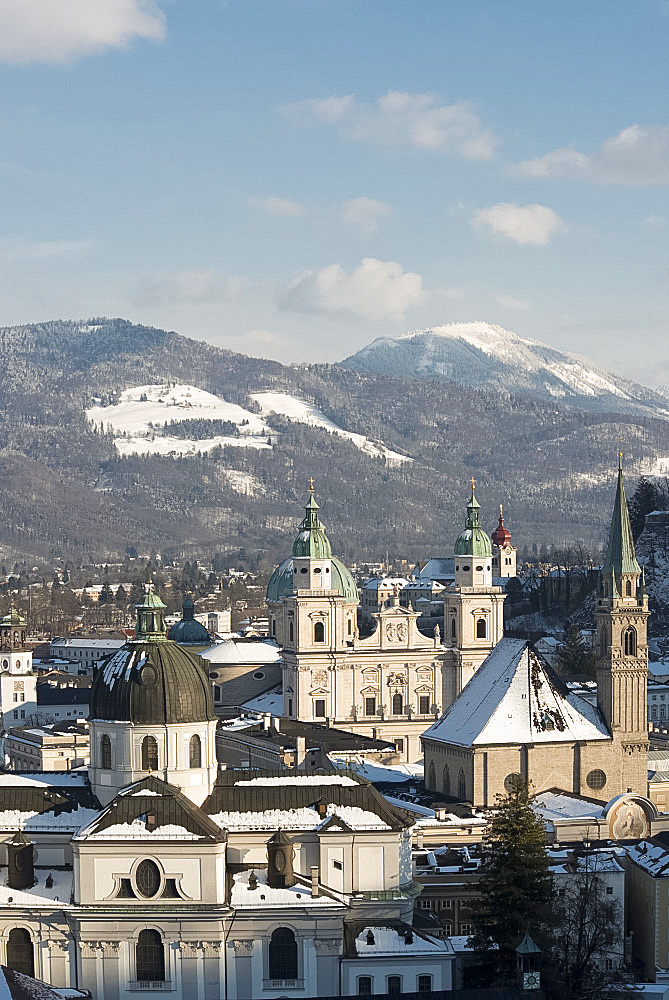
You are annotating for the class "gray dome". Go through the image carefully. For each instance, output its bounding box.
[90,640,216,725]
[167,596,210,645]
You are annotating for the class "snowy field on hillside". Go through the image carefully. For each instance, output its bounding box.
[86,383,271,458]
[250,391,411,464]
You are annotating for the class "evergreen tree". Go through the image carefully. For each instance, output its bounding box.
[115,584,128,604]
[469,777,552,984]
[557,625,596,677]
[628,476,660,540]
[99,582,113,604]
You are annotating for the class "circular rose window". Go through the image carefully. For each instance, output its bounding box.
[135,859,161,898]
[586,769,606,790]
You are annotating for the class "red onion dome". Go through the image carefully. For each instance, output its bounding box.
[492,505,512,547]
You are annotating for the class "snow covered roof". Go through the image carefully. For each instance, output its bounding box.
[344,921,451,958]
[200,637,281,665]
[230,868,343,908]
[423,638,610,748]
[626,836,669,877]
[533,790,604,823]
[363,577,410,591]
[410,558,455,581]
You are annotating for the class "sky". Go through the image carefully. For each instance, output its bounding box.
[0,0,668,385]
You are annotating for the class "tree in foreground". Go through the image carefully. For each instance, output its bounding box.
[558,624,596,677]
[545,846,633,1000]
[469,776,552,984]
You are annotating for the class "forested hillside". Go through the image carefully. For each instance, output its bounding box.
[0,318,667,566]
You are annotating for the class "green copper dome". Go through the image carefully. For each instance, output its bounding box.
[291,493,333,558]
[454,483,492,558]
[266,486,358,603]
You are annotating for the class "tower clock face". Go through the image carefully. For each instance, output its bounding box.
[523,972,540,989]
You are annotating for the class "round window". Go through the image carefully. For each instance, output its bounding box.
[314,567,321,574]
[475,565,483,572]
[135,859,161,898]
[504,773,523,793]
[253,671,265,680]
[586,769,606,790]
[463,565,470,572]
[300,567,308,574]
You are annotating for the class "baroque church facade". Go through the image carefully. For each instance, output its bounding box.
[266,483,505,761]
[0,583,450,998]
[422,459,654,836]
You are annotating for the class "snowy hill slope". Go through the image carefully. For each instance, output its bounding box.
[342,322,669,419]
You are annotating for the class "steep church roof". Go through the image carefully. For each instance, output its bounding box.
[602,453,641,576]
[422,638,610,748]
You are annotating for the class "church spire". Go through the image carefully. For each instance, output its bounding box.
[602,452,640,576]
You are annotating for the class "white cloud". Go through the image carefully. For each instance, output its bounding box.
[248,196,304,218]
[283,90,496,160]
[341,197,391,235]
[279,257,424,321]
[472,203,565,246]
[0,0,166,65]
[497,294,531,311]
[515,125,669,185]
[0,239,93,260]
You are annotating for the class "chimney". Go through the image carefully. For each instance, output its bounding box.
[295,737,307,769]
[262,713,271,731]
[310,866,320,897]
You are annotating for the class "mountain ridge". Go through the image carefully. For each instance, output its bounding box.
[341,321,669,419]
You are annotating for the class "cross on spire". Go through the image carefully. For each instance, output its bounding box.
[308,476,315,493]
[470,476,476,492]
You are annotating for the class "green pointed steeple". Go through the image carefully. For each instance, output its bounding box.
[291,481,333,559]
[602,453,641,576]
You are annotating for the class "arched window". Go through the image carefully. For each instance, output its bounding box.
[141,736,159,771]
[476,617,487,639]
[268,927,298,981]
[652,705,658,720]
[427,761,436,789]
[625,580,632,597]
[289,621,294,643]
[451,618,456,640]
[458,769,466,799]
[392,692,403,715]
[189,734,201,769]
[442,764,450,795]
[136,929,165,982]
[662,706,666,721]
[7,928,34,977]
[99,734,112,769]
[314,621,325,643]
[358,977,373,996]
[624,626,637,657]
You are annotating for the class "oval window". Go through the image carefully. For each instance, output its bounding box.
[253,671,265,680]
[135,859,161,898]
[463,565,470,572]
[300,567,308,574]
[475,565,483,572]
[314,567,321,574]
[586,769,606,790]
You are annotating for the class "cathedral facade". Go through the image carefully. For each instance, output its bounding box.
[266,484,505,761]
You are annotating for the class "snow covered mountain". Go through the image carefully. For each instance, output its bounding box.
[341,322,669,418]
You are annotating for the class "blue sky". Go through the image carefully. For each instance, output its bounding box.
[1,0,668,384]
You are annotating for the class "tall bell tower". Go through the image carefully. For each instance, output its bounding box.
[595,454,649,794]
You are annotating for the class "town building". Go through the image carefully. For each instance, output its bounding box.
[361,577,411,615]
[35,672,90,724]
[625,833,669,980]
[423,458,654,826]
[199,633,282,715]
[5,719,89,771]
[48,637,125,674]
